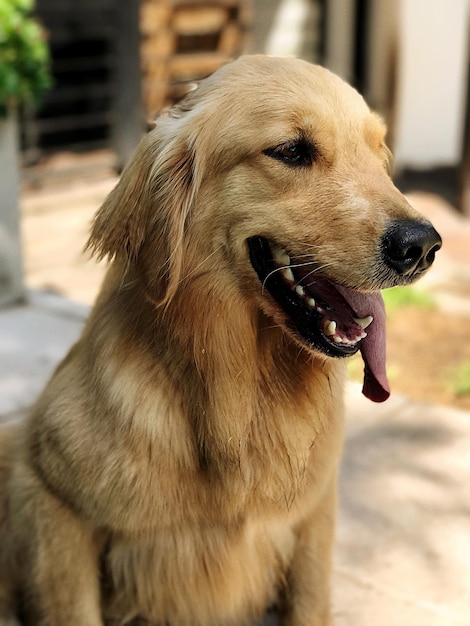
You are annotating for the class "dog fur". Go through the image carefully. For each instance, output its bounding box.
[0,56,439,626]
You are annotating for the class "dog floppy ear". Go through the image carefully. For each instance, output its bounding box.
[87,116,199,305]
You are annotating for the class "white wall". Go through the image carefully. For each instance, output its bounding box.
[393,0,470,169]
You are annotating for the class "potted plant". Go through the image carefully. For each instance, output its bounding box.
[0,0,51,305]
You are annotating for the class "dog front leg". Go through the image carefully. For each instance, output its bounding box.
[14,474,103,626]
[280,482,337,626]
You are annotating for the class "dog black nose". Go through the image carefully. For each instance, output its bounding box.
[382,220,442,276]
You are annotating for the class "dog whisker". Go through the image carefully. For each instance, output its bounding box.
[290,260,323,269]
[262,259,334,293]
[177,245,224,285]
[261,265,289,290]
[301,263,335,287]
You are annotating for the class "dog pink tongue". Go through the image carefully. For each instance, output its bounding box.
[336,286,390,403]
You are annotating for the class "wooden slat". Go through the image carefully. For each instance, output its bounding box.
[218,22,242,53]
[140,0,251,115]
[172,7,228,34]
[168,51,230,80]
[141,31,176,62]
[140,2,172,35]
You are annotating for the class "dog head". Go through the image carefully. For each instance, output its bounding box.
[88,55,441,402]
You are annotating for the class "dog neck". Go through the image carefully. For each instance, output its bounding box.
[83,263,343,498]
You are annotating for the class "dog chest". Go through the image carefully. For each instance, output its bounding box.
[102,516,296,625]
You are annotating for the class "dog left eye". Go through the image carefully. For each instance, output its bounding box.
[264,140,315,167]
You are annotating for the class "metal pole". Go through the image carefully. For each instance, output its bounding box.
[113,0,144,171]
[0,110,24,306]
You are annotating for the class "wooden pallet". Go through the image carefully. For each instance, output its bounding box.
[141,0,252,116]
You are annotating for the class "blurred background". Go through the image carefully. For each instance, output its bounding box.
[1,0,470,408]
[9,0,470,181]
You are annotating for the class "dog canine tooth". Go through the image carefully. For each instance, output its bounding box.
[295,285,305,297]
[354,315,373,330]
[324,320,336,336]
[272,246,291,266]
[281,268,295,282]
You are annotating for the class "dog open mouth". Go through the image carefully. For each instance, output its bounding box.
[248,236,390,403]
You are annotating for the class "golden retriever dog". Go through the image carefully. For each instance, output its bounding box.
[0,55,441,626]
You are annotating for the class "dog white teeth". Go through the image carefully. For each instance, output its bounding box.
[281,268,294,282]
[353,315,373,330]
[272,246,291,266]
[324,320,336,336]
[307,297,316,308]
[295,285,305,297]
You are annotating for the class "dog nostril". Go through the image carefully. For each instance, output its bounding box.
[404,245,423,265]
[424,244,439,269]
[382,220,442,276]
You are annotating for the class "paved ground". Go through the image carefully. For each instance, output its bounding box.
[335,389,470,625]
[0,170,469,624]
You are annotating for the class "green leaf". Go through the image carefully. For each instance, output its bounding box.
[0,0,51,113]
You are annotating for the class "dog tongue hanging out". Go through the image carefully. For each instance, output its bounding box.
[0,56,441,626]
[249,239,393,402]
[248,217,439,404]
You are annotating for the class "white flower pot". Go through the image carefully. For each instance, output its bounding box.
[0,110,24,306]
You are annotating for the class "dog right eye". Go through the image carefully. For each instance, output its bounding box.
[263,140,316,168]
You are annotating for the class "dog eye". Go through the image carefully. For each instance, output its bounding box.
[263,140,315,167]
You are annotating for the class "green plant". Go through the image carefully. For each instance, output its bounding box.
[0,0,51,115]
[446,362,470,398]
[382,285,436,312]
